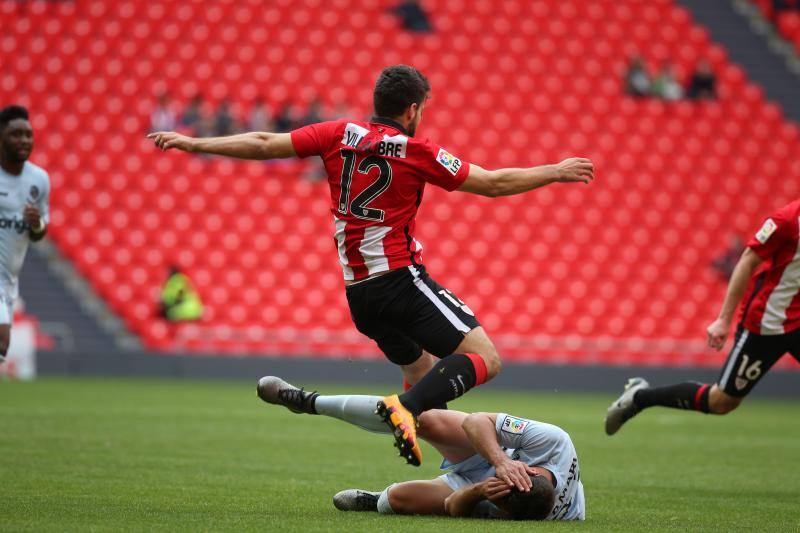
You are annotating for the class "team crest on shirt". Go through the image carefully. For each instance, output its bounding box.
[436,148,462,176]
[755,218,777,244]
[501,416,528,434]
[29,185,39,200]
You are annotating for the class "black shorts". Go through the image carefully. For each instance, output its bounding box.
[717,326,800,397]
[345,265,481,365]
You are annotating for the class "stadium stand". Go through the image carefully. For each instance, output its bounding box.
[2,0,799,368]
[752,0,800,54]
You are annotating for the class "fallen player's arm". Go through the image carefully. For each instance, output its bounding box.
[147,131,296,160]
[444,479,511,518]
[462,412,537,492]
[444,483,485,517]
[457,158,594,198]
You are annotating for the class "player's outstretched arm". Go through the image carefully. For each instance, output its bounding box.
[458,158,594,197]
[461,412,537,492]
[147,131,297,160]
[707,247,763,350]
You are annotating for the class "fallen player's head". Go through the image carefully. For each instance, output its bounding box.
[499,475,555,520]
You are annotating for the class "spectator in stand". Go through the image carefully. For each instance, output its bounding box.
[624,56,651,97]
[687,60,717,100]
[274,102,301,133]
[773,0,799,12]
[150,93,176,132]
[212,99,238,136]
[248,99,274,132]
[159,266,203,322]
[712,235,745,282]
[302,98,325,126]
[181,94,205,135]
[298,98,329,181]
[652,61,684,101]
[331,99,356,121]
[391,0,433,33]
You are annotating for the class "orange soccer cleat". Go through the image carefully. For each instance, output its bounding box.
[376,394,422,466]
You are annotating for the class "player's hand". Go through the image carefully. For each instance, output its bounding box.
[147,132,196,153]
[706,318,731,350]
[23,204,42,229]
[554,157,594,184]
[493,458,536,492]
[481,477,512,503]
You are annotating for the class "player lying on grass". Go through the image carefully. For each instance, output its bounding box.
[606,199,800,435]
[257,376,585,520]
[149,64,594,467]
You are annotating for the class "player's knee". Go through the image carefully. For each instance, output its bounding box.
[709,387,742,415]
[0,333,9,356]
[481,349,501,380]
[387,487,413,514]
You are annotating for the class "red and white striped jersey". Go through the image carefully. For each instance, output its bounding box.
[741,199,800,335]
[291,118,470,281]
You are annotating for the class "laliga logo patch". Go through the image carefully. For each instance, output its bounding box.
[29,185,39,200]
[735,377,748,391]
[754,218,777,244]
[501,416,528,434]
[436,148,462,176]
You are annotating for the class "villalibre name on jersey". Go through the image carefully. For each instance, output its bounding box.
[342,123,408,158]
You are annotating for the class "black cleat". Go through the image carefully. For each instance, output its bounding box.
[256,376,318,414]
[332,489,380,512]
[605,377,650,435]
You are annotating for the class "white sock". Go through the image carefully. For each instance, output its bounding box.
[314,395,389,434]
[377,484,396,515]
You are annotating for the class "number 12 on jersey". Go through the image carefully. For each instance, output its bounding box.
[338,149,393,222]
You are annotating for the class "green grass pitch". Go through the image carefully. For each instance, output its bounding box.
[1,377,799,532]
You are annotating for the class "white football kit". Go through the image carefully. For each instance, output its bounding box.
[438,413,585,521]
[0,161,50,324]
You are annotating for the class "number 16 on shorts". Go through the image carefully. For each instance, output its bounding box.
[438,289,476,317]
[734,354,762,391]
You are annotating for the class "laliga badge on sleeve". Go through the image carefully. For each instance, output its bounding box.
[436,148,462,176]
[754,218,777,244]
[501,416,528,435]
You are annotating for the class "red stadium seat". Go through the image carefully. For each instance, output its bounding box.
[2,0,796,367]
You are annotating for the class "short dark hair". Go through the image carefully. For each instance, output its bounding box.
[373,65,430,118]
[0,105,29,131]
[502,476,556,520]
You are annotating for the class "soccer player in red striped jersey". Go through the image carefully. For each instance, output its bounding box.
[149,65,595,465]
[606,198,800,435]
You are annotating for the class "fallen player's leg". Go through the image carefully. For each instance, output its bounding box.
[256,376,319,414]
[332,480,454,516]
[256,376,475,462]
[375,480,454,516]
[332,489,381,512]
